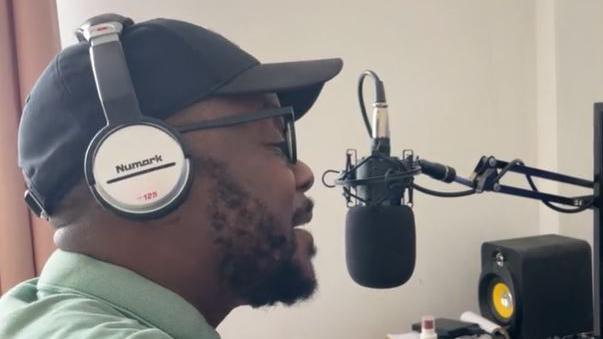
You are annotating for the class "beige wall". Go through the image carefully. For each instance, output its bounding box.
[55,1,599,338]
[534,0,603,243]
[554,0,603,244]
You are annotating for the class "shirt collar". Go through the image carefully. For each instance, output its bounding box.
[38,249,221,339]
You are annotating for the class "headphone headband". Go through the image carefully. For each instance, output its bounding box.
[77,15,142,125]
[75,13,133,41]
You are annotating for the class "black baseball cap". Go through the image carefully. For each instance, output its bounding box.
[18,15,343,216]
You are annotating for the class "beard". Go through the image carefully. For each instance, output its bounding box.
[196,157,317,308]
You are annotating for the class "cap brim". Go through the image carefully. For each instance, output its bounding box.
[214,58,343,119]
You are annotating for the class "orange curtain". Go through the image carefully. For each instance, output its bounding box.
[0,0,60,293]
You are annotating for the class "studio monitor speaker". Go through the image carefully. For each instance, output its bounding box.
[479,234,592,339]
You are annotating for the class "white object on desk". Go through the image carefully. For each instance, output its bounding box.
[386,334,491,339]
[385,333,420,339]
[460,311,509,339]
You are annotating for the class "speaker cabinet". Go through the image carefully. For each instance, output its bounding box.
[479,234,592,339]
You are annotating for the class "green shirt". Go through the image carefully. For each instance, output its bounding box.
[0,250,221,339]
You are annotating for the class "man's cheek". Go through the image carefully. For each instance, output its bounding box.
[273,173,297,210]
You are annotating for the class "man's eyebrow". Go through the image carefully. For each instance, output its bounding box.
[262,101,280,109]
[272,116,286,138]
[261,100,286,137]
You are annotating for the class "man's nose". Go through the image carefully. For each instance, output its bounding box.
[292,160,314,193]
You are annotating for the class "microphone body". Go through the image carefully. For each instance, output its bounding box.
[344,97,417,288]
[328,70,476,289]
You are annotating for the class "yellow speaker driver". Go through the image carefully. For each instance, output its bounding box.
[491,282,514,320]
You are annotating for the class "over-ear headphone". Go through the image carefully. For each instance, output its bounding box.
[76,14,193,219]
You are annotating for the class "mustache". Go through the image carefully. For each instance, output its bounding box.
[292,197,314,225]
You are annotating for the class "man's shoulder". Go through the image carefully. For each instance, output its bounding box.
[0,279,173,339]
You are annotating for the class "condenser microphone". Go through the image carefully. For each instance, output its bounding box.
[342,71,417,288]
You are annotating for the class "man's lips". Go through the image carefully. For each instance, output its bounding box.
[292,211,313,228]
[292,198,314,227]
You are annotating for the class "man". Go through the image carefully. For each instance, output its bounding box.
[0,14,342,338]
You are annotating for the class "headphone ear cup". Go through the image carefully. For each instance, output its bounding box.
[85,120,192,219]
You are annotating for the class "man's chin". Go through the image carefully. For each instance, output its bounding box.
[245,264,317,308]
[243,234,318,308]
[293,228,318,287]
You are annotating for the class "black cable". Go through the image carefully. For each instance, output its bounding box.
[357,70,384,137]
[493,159,524,183]
[492,159,594,214]
[412,183,476,198]
[525,175,595,213]
[358,72,372,136]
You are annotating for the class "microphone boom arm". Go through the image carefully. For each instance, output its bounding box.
[422,155,595,209]
[324,152,595,209]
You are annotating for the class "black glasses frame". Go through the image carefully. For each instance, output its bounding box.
[174,106,297,164]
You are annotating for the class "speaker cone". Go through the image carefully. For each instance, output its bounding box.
[491,281,514,320]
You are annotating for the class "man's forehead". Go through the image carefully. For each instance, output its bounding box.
[167,92,281,124]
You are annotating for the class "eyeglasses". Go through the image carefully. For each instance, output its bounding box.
[174,106,297,164]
